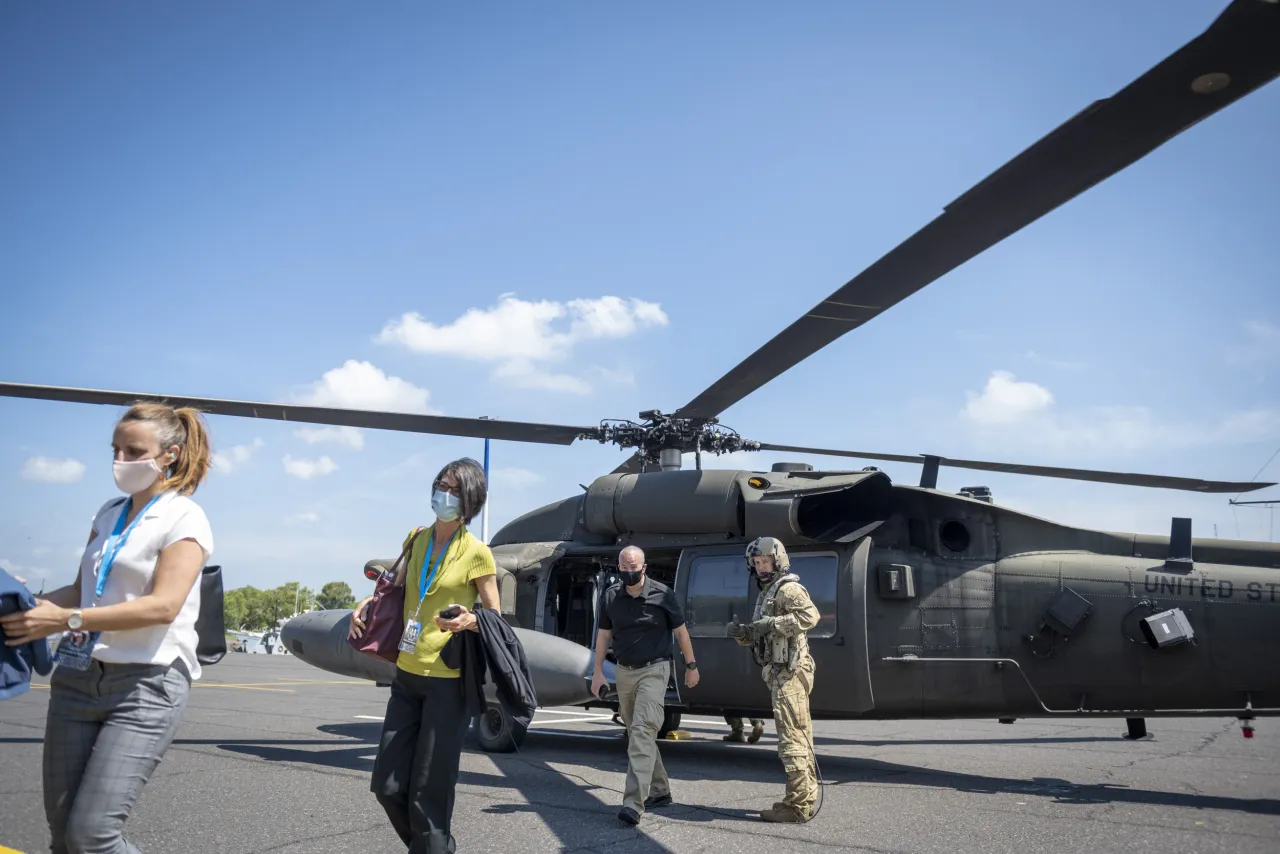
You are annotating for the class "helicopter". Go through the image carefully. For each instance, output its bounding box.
[2,0,1278,753]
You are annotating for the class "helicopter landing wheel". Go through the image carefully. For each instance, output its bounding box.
[1122,717,1153,741]
[473,699,525,753]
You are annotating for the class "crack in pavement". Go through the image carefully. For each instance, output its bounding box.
[966,800,1278,842]
[245,820,389,854]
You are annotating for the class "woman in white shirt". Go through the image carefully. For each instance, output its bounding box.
[0,401,215,854]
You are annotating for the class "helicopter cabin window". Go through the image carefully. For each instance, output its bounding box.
[685,555,748,637]
[788,552,838,638]
[685,551,838,639]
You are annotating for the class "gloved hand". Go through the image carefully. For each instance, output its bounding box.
[750,615,776,637]
[726,622,749,641]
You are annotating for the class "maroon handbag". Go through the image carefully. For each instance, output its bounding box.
[347,527,426,663]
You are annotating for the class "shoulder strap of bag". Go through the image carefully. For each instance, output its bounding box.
[391,526,429,587]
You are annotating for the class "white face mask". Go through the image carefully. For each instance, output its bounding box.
[113,458,165,494]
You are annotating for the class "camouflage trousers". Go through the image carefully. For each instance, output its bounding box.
[724,716,764,729]
[770,661,816,817]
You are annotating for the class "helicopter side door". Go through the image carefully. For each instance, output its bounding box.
[673,546,769,714]
[673,541,873,717]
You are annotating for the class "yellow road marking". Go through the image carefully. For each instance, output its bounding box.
[1,844,29,853]
[243,680,367,685]
[191,679,367,693]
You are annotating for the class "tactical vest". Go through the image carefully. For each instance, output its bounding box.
[749,573,807,676]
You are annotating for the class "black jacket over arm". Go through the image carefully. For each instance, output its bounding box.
[440,609,537,741]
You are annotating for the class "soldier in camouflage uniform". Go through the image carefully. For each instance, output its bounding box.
[723,715,765,743]
[727,536,820,822]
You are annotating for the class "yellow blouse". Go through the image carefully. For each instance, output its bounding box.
[395,523,496,678]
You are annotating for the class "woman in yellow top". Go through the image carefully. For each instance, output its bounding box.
[348,457,499,854]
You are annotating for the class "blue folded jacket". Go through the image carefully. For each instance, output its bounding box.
[0,567,54,700]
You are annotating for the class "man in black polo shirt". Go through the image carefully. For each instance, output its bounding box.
[591,545,699,825]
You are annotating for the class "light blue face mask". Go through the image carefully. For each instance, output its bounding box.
[432,489,461,521]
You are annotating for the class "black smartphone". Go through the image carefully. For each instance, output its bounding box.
[439,604,463,620]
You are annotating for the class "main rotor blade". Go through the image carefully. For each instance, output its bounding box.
[756,442,1276,494]
[673,0,1280,421]
[0,382,594,446]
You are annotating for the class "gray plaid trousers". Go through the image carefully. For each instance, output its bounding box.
[43,659,190,854]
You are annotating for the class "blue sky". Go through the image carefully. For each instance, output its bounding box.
[2,0,1277,599]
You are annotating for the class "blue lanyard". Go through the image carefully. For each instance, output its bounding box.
[416,526,459,610]
[95,493,164,601]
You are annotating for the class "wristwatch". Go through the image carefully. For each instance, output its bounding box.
[67,609,84,631]
[685,660,697,670]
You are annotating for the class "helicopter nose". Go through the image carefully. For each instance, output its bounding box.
[278,609,608,708]
[513,627,613,707]
[279,609,397,684]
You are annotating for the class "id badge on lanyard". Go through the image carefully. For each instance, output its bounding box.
[55,493,163,671]
[397,527,457,654]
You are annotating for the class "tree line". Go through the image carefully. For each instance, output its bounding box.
[223,581,357,632]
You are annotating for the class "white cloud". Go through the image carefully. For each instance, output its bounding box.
[962,370,1054,426]
[282,455,338,479]
[959,369,1280,456]
[376,294,667,393]
[21,456,85,483]
[491,359,592,395]
[287,511,320,524]
[588,365,637,386]
[295,426,364,450]
[492,467,543,489]
[295,360,437,413]
[212,437,265,474]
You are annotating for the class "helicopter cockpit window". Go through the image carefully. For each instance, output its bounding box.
[789,552,838,638]
[685,551,839,639]
[685,555,749,637]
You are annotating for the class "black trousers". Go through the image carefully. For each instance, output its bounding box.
[371,669,471,853]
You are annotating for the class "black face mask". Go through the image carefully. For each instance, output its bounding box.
[620,569,644,586]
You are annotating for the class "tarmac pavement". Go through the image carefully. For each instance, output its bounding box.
[2,655,1277,853]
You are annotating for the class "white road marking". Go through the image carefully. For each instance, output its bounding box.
[354,715,384,721]
[529,717,611,727]
[531,730,623,741]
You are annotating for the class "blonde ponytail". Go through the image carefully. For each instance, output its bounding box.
[119,402,213,495]
[170,408,211,495]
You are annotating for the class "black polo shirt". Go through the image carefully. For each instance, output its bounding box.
[597,576,685,667]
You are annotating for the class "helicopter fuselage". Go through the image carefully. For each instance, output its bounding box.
[277,466,1280,754]
[496,467,1280,721]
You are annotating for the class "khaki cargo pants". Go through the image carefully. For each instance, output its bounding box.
[615,659,671,814]
[772,660,817,817]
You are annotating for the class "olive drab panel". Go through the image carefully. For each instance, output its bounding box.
[918,558,1003,714]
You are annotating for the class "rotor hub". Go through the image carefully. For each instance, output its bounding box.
[580,410,761,469]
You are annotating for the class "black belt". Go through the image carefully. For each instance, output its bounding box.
[616,656,669,670]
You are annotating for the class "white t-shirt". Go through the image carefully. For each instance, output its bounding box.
[77,489,215,680]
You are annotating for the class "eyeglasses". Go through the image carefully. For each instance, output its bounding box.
[435,479,461,496]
